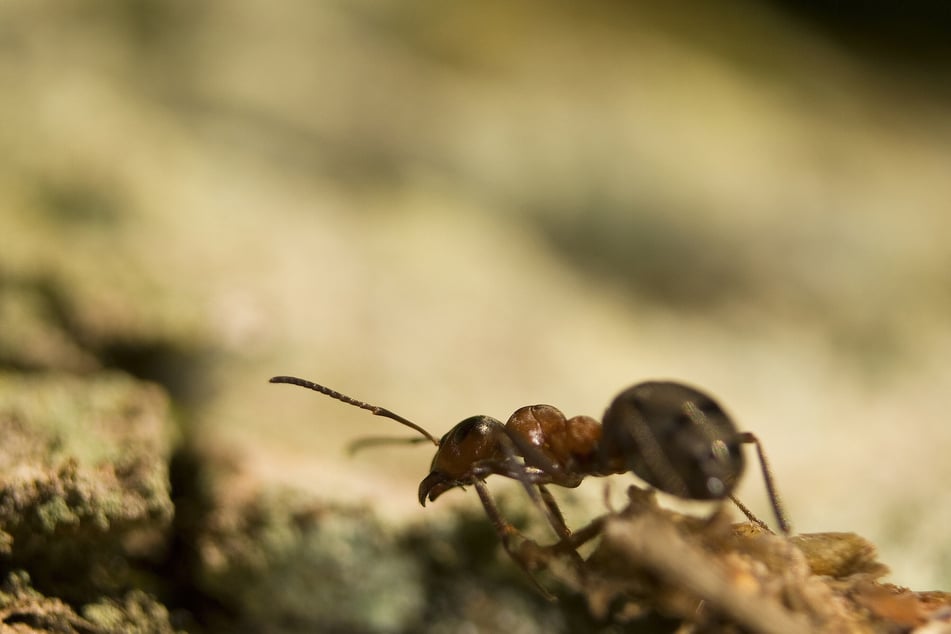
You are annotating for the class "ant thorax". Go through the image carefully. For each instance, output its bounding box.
[505,404,602,487]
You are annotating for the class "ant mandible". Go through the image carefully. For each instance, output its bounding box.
[269,376,790,590]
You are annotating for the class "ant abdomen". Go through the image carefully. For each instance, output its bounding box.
[601,381,746,501]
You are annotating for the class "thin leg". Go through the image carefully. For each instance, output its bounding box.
[728,494,771,533]
[537,484,571,541]
[738,432,791,534]
[492,432,574,544]
[473,479,555,601]
[551,516,606,553]
[478,438,588,572]
[536,484,589,574]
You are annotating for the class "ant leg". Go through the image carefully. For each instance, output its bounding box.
[728,494,772,533]
[738,432,791,534]
[472,479,556,601]
[551,516,606,554]
[537,484,571,541]
[492,431,571,543]
[485,432,587,571]
[537,484,588,570]
[480,436,589,575]
[501,430,584,571]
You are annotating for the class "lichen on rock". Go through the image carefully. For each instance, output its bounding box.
[0,372,175,604]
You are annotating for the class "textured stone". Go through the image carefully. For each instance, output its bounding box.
[0,372,175,603]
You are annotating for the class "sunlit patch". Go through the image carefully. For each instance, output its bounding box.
[711,438,730,463]
[683,401,707,426]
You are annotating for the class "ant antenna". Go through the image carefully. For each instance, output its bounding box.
[269,375,440,446]
[347,436,432,455]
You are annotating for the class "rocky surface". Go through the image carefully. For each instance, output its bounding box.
[0,372,177,632]
[0,338,948,632]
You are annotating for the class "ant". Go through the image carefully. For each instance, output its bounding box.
[270,376,790,594]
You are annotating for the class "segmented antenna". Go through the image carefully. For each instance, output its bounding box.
[269,375,440,446]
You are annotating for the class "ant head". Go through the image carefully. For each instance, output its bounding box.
[418,415,506,505]
[602,381,745,500]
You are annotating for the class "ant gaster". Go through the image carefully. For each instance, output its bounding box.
[270,376,790,591]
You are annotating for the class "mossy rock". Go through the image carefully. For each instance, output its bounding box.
[0,372,175,604]
[0,570,179,634]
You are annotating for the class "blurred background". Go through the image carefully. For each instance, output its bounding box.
[2,0,951,597]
